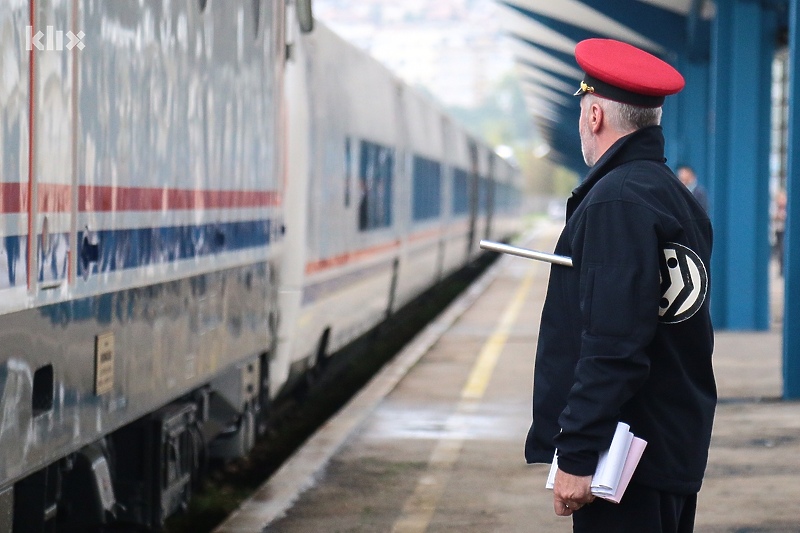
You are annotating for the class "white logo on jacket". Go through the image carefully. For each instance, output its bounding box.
[659,242,708,323]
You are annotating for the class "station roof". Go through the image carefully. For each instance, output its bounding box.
[497,0,716,172]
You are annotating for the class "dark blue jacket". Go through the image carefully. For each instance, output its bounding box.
[525,126,716,495]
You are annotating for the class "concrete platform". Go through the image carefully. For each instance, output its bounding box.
[215,221,800,533]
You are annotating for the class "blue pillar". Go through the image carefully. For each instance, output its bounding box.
[670,59,710,194]
[784,0,800,398]
[709,0,775,330]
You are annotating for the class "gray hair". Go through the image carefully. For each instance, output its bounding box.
[585,94,662,133]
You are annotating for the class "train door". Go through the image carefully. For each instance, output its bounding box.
[274,0,313,392]
[0,4,32,304]
[27,0,78,297]
[465,141,480,259]
[484,155,495,240]
[387,83,408,317]
[435,116,450,281]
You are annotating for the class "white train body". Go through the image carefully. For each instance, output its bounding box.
[0,1,522,530]
[275,23,522,384]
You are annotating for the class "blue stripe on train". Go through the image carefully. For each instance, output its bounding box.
[77,219,279,277]
[0,219,280,288]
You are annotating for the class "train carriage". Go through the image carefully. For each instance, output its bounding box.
[0,1,287,529]
[392,85,448,311]
[489,150,524,244]
[440,125,479,276]
[276,21,406,387]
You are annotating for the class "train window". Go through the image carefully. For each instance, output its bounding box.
[452,168,470,215]
[479,177,488,215]
[358,140,394,231]
[297,0,314,33]
[412,156,441,221]
[199,0,208,12]
[498,183,519,213]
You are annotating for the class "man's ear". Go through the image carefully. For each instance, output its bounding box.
[590,103,603,134]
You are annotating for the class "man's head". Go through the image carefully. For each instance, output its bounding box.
[573,39,684,167]
[677,165,697,187]
[578,94,663,166]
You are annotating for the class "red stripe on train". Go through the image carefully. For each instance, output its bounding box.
[0,183,282,213]
[305,239,402,275]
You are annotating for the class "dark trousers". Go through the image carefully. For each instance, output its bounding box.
[572,483,697,533]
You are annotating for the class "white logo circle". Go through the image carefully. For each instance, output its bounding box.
[659,242,708,323]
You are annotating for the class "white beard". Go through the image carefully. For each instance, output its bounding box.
[579,114,596,167]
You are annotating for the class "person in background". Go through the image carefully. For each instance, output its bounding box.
[773,188,787,276]
[525,38,716,533]
[677,164,709,212]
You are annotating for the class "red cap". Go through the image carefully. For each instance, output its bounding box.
[573,38,685,107]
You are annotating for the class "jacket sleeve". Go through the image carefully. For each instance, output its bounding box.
[553,197,661,476]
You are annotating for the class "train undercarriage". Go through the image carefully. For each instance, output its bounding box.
[7,353,270,533]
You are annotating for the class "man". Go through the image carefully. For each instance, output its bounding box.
[677,164,709,212]
[525,39,716,533]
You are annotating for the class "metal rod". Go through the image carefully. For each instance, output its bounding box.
[479,240,573,267]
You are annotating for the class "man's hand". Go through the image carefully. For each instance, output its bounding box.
[553,468,595,516]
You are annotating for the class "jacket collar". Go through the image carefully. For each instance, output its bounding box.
[567,125,666,218]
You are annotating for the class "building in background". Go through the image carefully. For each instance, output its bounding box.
[315,0,513,109]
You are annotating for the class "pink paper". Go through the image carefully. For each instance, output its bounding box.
[603,436,647,503]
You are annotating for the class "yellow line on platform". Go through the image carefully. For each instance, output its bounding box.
[391,268,535,533]
[462,271,534,400]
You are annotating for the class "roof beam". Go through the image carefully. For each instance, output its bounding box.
[519,80,573,106]
[498,3,577,55]
[518,67,575,94]
[516,59,581,89]
[501,0,663,53]
[509,40,582,79]
[511,35,577,70]
[576,0,686,54]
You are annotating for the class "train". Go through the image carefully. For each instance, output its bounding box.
[0,1,523,531]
